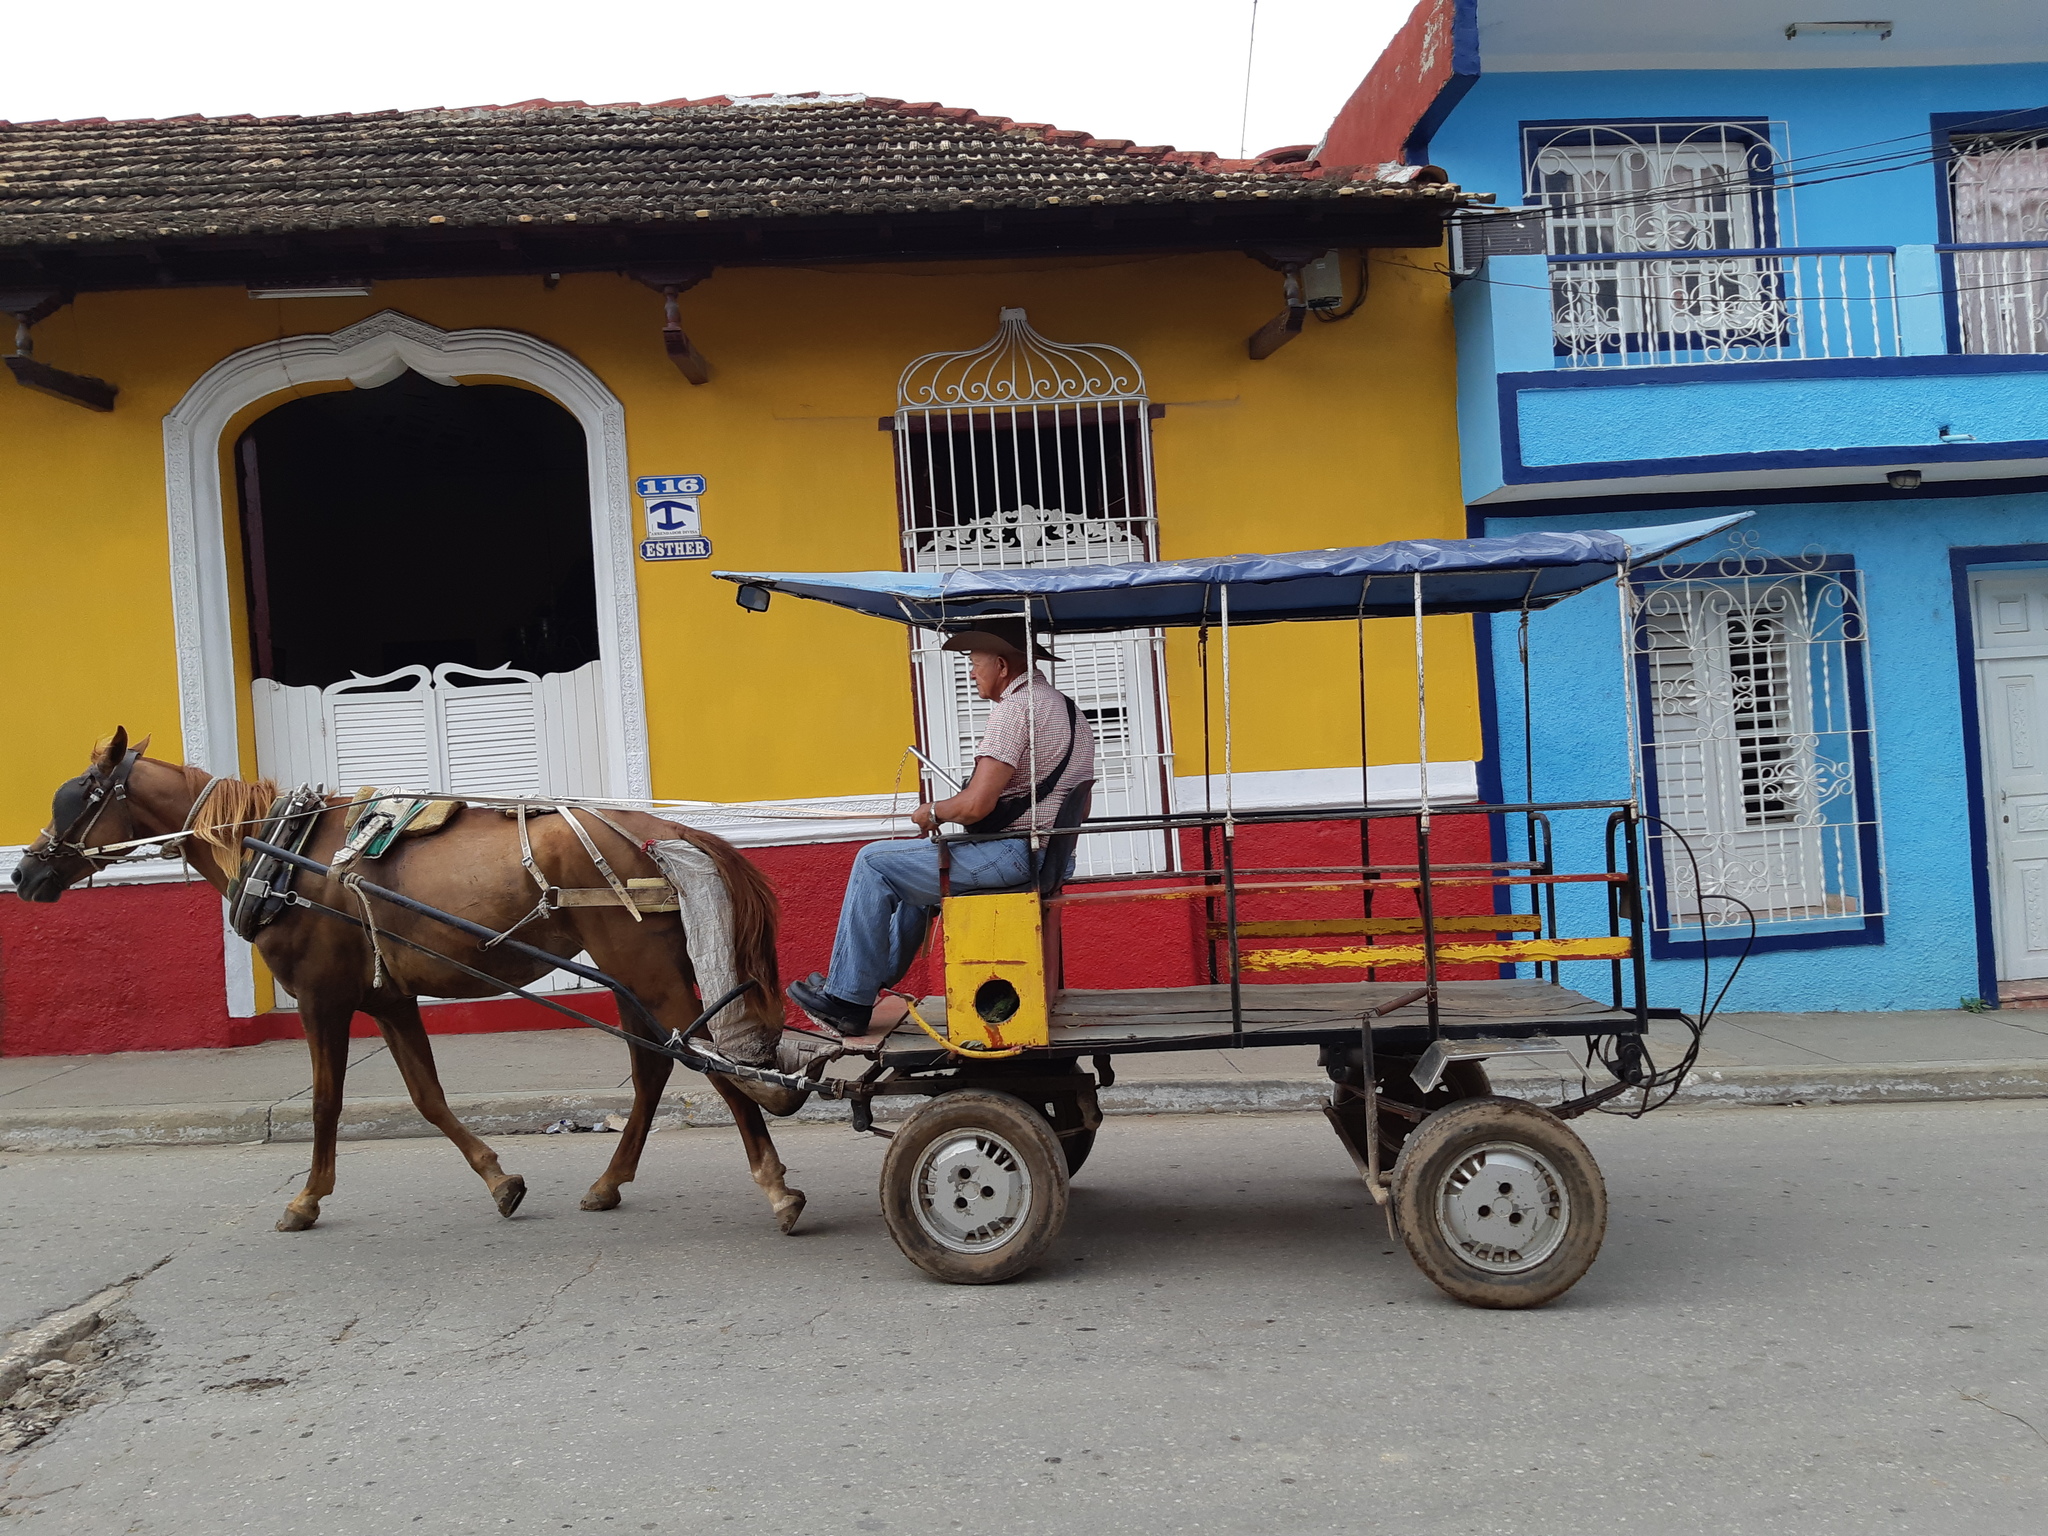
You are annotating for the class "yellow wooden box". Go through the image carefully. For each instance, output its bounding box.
[941,891,1050,1050]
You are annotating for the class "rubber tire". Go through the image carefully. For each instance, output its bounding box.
[880,1089,1070,1285]
[1388,1096,1607,1310]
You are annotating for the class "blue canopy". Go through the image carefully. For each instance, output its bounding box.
[713,513,1749,633]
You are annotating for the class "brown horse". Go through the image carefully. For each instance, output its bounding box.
[12,729,809,1235]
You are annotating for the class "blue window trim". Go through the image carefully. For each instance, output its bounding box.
[1496,354,2048,485]
[1947,543,2048,1007]
[1628,553,1886,960]
[1929,108,2048,355]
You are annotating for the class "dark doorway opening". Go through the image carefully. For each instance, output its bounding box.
[236,371,599,689]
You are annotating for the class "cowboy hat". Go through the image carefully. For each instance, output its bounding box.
[937,618,1061,665]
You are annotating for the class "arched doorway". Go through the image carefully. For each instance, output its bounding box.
[237,371,607,797]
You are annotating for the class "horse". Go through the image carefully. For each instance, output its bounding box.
[11,728,809,1236]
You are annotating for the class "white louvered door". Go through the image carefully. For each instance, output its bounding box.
[251,661,606,799]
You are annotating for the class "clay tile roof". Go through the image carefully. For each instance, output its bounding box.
[0,93,1458,249]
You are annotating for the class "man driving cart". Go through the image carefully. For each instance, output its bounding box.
[788,619,1095,1038]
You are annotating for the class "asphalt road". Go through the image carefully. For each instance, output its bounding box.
[1,1100,2043,1535]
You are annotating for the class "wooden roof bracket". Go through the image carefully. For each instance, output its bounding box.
[1244,249,1315,361]
[631,267,714,385]
[1,290,117,411]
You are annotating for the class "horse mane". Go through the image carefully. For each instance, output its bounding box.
[662,823,785,1018]
[181,766,282,857]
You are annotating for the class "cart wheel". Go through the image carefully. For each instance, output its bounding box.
[881,1090,1069,1284]
[1040,1092,1097,1177]
[1389,1096,1606,1310]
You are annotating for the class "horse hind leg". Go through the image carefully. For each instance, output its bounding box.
[369,996,527,1218]
[709,1075,806,1234]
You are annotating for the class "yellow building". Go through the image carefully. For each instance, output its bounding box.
[0,94,1478,1053]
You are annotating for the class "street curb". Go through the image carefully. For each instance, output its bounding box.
[2,1060,2044,1151]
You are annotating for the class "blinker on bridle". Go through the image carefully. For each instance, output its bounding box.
[27,748,143,870]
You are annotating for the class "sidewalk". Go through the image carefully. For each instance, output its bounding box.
[3,1008,2047,1151]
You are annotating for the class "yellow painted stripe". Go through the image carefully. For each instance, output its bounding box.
[1241,936,1634,971]
[1219,914,1547,940]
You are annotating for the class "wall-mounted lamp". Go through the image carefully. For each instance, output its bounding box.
[2,289,117,411]
[1939,424,1977,443]
[1785,20,1893,40]
[736,584,772,613]
[1888,470,1922,491]
[631,267,714,385]
[1246,248,1350,360]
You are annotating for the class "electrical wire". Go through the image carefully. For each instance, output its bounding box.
[1587,813,1758,1116]
[1457,105,2048,229]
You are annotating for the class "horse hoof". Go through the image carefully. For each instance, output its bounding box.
[493,1175,528,1218]
[276,1208,318,1232]
[775,1190,806,1235]
[580,1187,621,1212]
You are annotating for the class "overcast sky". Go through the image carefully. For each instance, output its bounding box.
[3,0,1413,161]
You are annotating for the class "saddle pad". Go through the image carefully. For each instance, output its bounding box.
[342,793,466,859]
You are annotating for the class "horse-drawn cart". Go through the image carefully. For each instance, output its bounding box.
[240,513,1747,1307]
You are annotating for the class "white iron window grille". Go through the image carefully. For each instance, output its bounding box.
[1522,122,1885,368]
[1628,537,1884,938]
[893,308,1173,877]
[1948,129,2048,355]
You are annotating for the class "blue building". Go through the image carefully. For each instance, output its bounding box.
[1327,3,2048,1012]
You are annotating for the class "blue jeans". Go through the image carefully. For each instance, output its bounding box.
[824,836,1050,1006]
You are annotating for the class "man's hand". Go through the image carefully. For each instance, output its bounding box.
[914,756,1013,835]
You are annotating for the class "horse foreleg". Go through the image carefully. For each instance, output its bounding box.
[709,1075,806,1234]
[279,1001,353,1232]
[369,996,526,1218]
[581,1040,675,1212]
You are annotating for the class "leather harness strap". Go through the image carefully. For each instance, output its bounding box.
[557,805,644,922]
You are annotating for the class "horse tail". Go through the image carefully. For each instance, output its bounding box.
[665,824,784,1020]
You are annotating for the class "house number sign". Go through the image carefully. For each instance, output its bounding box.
[637,473,712,560]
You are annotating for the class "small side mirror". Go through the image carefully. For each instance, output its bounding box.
[736,584,771,613]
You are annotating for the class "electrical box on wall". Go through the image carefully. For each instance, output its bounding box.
[1301,250,1346,311]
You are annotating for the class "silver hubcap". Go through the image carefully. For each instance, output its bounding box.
[912,1129,1034,1254]
[1435,1140,1570,1273]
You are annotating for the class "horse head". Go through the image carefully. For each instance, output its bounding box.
[13,727,147,903]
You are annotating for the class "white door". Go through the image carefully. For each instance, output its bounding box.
[1973,572,2048,981]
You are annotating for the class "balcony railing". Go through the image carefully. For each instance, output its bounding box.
[1548,247,1901,369]
[1941,242,2048,356]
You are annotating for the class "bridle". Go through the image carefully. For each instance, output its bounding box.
[24,749,145,873]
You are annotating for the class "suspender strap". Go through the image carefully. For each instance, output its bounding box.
[968,695,1081,837]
